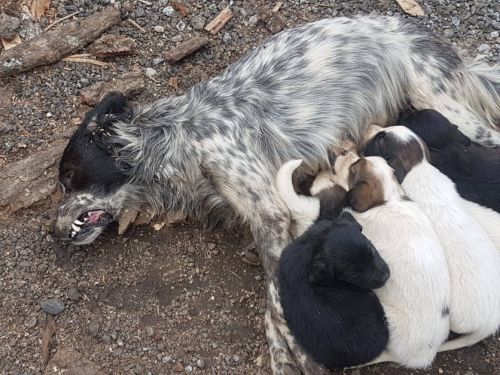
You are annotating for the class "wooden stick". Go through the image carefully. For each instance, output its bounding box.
[204,7,232,35]
[127,18,146,33]
[272,2,283,12]
[44,10,81,31]
[0,7,121,78]
[62,56,110,67]
[163,36,209,63]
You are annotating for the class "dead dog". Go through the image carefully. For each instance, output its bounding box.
[52,16,500,374]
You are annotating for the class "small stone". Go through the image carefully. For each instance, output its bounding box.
[66,287,80,301]
[174,362,184,372]
[162,355,172,364]
[176,21,186,31]
[145,68,157,77]
[222,33,231,43]
[190,16,205,30]
[46,112,53,118]
[207,242,216,250]
[135,7,145,18]
[40,298,65,315]
[26,316,37,329]
[248,15,258,26]
[478,44,490,54]
[451,17,460,27]
[146,326,154,337]
[490,31,499,39]
[185,365,193,373]
[162,6,176,17]
[196,359,206,368]
[443,29,454,38]
[188,246,196,254]
[154,25,165,33]
[172,34,183,42]
[153,57,164,65]
[88,319,100,337]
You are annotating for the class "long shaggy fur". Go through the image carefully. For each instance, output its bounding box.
[54,15,500,374]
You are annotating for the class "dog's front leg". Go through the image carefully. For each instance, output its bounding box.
[205,159,303,373]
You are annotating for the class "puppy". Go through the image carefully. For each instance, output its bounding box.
[398,109,500,212]
[335,154,450,369]
[364,125,500,352]
[277,162,390,369]
[461,199,500,251]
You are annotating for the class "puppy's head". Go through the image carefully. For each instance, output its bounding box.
[53,93,133,245]
[363,125,428,183]
[310,212,390,289]
[398,109,471,150]
[344,156,403,212]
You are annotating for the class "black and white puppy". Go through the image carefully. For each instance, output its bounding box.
[276,161,390,369]
[398,109,500,212]
[364,125,500,352]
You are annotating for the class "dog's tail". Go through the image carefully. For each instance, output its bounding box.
[461,58,500,128]
[275,159,320,237]
[438,331,486,352]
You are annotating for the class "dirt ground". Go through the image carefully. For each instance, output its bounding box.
[0,1,499,374]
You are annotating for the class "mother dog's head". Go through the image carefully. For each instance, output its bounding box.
[53,93,133,245]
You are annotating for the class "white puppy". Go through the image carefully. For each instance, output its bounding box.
[278,153,451,369]
[363,125,500,351]
[462,200,500,252]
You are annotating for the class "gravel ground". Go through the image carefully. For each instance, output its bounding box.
[0,1,499,374]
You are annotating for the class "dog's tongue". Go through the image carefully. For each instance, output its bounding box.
[87,210,106,224]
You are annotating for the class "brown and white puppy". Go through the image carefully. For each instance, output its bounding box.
[363,125,500,353]
[334,154,450,369]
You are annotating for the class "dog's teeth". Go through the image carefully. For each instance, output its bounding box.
[71,224,81,232]
[73,219,84,225]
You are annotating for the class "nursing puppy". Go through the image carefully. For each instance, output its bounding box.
[276,161,390,369]
[364,125,500,352]
[398,109,500,212]
[334,154,450,368]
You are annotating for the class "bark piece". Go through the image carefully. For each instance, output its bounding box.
[87,34,136,58]
[43,347,104,375]
[31,0,51,21]
[204,7,232,35]
[0,13,21,40]
[41,316,56,370]
[396,0,425,16]
[80,71,145,106]
[171,1,189,17]
[0,142,66,212]
[0,7,121,78]
[1,34,22,50]
[163,36,208,63]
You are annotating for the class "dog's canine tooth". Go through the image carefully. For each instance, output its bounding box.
[73,219,84,225]
[71,224,81,232]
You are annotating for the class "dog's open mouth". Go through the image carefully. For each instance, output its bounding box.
[69,210,113,239]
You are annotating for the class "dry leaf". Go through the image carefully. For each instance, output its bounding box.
[396,0,424,17]
[1,34,22,50]
[31,0,52,21]
[171,0,188,17]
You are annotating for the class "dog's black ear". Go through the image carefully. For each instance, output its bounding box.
[338,212,362,231]
[86,92,132,133]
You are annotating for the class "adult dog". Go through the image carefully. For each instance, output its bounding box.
[53,16,499,374]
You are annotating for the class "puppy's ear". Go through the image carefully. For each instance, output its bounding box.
[346,181,378,213]
[338,212,362,231]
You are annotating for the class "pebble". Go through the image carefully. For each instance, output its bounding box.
[451,17,460,27]
[162,355,172,364]
[190,16,205,30]
[196,359,206,368]
[443,29,454,38]
[40,298,65,315]
[66,287,80,301]
[162,6,176,17]
[154,25,165,33]
[222,33,232,43]
[172,34,183,42]
[145,68,157,77]
[88,319,100,337]
[26,316,37,329]
[185,365,193,373]
[249,15,258,26]
[135,7,145,18]
[153,57,164,65]
[478,44,490,54]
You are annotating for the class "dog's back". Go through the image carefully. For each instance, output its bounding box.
[351,201,450,368]
[398,109,500,212]
[278,218,389,369]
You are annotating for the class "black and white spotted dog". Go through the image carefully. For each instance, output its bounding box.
[52,16,500,374]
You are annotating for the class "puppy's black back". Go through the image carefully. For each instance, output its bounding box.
[278,218,388,369]
[399,109,500,212]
